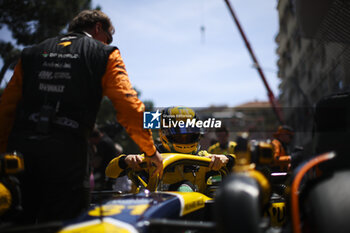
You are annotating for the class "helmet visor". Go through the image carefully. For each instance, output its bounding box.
[163,127,201,144]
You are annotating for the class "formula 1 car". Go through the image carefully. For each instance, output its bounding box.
[0,153,225,233]
[56,153,229,233]
[59,146,288,233]
[0,150,287,233]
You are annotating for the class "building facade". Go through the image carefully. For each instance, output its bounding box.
[198,101,278,150]
[276,0,350,151]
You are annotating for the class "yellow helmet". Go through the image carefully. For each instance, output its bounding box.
[159,106,201,154]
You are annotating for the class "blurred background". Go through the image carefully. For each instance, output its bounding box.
[1,0,349,155]
[0,0,279,106]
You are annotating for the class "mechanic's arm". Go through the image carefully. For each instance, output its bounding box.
[105,154,143,178]
[0,60,23,153]
[272,140,291,166]
[276,155,291,165]
[101,49,163,176]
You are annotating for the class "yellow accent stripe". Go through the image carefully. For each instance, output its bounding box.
[59,217,137,233]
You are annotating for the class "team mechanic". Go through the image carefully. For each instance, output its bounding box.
[208,125,236,155]
[0,10,162,223]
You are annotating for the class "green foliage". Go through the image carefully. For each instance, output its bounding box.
[0,0,92,45]
[114,130,141,154]
[96,97,116,125]
[0,0,92,84]
[96,90,156,154]
[143,100,154,112]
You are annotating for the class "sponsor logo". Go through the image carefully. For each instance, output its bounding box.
[58,41,72,47]
[41,52,79,59]
[29,113,79,129]
[48,52,79,59]
[143,110,161,129]
[184,199,204,212]
[143,109,222,129]
[162,117,221,128]
[38,71,71,80]
[42,61,71,69]
[39,83,65,93]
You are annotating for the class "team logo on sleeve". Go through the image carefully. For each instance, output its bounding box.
[143,110,161,129]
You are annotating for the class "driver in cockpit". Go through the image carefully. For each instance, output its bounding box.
[105,106,235,193]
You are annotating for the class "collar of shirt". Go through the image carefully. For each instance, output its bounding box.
[82,31,92,37]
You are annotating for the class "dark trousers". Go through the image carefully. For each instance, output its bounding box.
[8,132,90,224]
